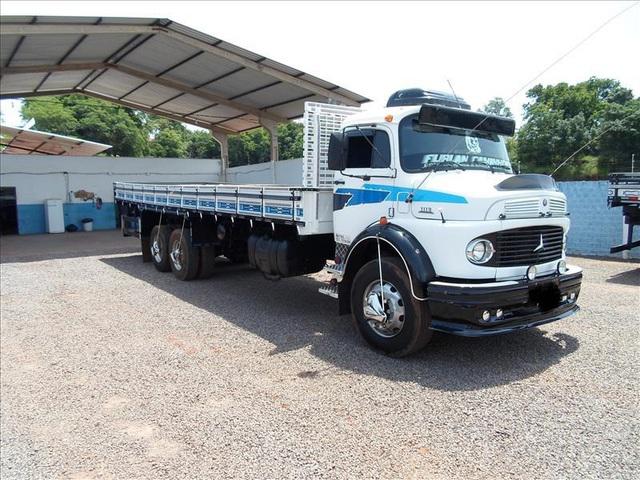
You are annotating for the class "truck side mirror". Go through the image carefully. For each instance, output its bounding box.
[328,132,347,171]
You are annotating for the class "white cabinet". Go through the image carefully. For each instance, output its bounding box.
[44,199,64,233]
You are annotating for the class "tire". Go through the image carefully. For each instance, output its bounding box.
[140,236,152,263]
[198,245,217,279]
[149,225,172,272]
[350,257,432,357]
[168,228,200,281]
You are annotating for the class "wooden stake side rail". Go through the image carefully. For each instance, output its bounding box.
[113,182,335,233]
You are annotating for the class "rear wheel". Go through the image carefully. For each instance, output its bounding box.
[168,228,200,281]
[149,225,172,272]
[198,245,217,279]
[350,257,432,357]
[140,236,152,263]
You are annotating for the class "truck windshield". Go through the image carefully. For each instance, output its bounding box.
[399,114,513,173]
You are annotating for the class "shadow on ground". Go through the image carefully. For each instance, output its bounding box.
[101,254,580,392]
[0,232,139,264]
[606,268,640,286]
[0,245,140,264]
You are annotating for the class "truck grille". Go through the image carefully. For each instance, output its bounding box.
[494,226,564,267]
[504,199,539,218]
[503,198,567,218]
[549,198,566,215]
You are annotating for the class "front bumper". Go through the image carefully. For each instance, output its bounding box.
[426,266,582,337]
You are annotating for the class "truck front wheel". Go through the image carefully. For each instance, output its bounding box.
[168,228,200,281]
[350,257,432,357]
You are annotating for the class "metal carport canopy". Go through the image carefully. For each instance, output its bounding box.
[1,124,111,155]
[0,16,370,134]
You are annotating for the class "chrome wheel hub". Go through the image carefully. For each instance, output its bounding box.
[151,240,162,263]
[169,240,183,271]
[362,280,405,338]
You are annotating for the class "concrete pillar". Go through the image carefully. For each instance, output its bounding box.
[211,131,229,183]
[261,118,279,183]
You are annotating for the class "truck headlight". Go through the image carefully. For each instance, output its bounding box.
[466,239,495,264]
[557,260,567,274]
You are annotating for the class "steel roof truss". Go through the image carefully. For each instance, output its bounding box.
[0,23,360,106]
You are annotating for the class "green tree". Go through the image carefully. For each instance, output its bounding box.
[20,94,303,163]
[277,122,303,160]
[149,128,188,158]
[186,130,220,158]
[22,95,148,157]
[597,98,640,172]
[515,77,637,179]
[226,123,304,166]
[479,97,513,118]
[148,118,188,158]
[229,128,270,166]
[21,96,79,134]
[517,109,592,174]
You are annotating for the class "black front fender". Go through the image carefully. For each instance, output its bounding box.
[339,223,435,313]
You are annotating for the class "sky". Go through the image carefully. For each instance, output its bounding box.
[1,0,638,129]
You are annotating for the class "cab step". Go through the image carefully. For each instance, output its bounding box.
[318,282,339,299]
[323,262,345,278]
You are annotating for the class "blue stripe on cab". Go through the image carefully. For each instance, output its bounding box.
[335,184,467,208]
[333,188,389,207]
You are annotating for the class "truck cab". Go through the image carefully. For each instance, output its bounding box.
[325,89,582,355]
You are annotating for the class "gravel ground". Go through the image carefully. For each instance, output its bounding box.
[1,232,638,479]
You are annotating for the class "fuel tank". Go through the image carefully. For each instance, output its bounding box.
[247,234,330,279]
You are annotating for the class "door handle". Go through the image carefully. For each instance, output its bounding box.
[333,180,345,185]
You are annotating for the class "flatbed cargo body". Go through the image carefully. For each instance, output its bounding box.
[114,181,334,236]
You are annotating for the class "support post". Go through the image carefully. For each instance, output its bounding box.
[211,131,229,183]
[622,215,631,260]
[261,119,279,184]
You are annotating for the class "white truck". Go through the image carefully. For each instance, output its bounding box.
[116,89,582,356]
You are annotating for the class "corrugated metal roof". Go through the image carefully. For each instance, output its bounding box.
[0,16,370,133]
[0,124,111,155]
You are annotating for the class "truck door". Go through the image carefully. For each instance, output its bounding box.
[333,126,396,246]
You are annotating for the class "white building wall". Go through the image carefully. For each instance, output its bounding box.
[0,154,221,234]
[225,158,303,185]
[0,154,222,204]
[0,154,305,234]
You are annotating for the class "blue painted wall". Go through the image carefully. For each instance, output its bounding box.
[557,181,639,258]
[63,202,117,231]
[16,204,47,235]
[16,202,116,234]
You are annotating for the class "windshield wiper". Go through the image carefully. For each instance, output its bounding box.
[427,160,465,172]
[469,160,511,174]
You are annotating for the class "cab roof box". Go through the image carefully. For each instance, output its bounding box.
[386,89,471,109]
